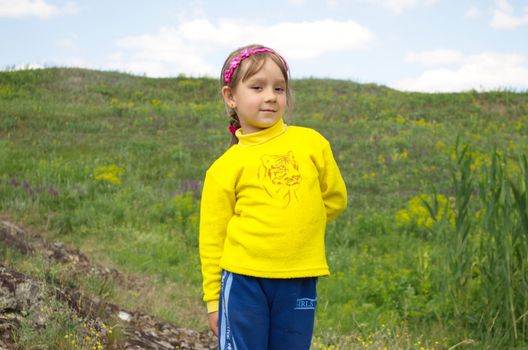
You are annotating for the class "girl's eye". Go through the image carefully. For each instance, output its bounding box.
[275,87,285,93]
[251,86,262,90]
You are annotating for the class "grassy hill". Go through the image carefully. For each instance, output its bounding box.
[1,68,528,349]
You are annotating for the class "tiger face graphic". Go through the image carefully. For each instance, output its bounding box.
[258,151,301,206]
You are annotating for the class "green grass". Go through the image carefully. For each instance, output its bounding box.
[1,67,528,348]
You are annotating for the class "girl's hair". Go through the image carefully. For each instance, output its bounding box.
[220,44,293,146]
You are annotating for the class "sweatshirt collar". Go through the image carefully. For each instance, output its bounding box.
[235,119,287,146]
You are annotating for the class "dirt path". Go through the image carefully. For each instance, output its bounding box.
[0,219,217,349]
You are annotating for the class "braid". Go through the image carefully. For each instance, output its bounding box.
[229,109,240,146]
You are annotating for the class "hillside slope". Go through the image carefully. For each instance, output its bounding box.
[1,68,528,348]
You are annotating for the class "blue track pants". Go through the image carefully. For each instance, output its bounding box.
[218,270,317,350]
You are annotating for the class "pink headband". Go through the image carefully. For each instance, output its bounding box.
[223,47,287,85]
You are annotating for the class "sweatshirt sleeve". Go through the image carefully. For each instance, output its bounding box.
[199,169,235,313]
[319,138,347,222]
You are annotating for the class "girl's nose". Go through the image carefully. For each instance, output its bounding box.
[264,88,277,102]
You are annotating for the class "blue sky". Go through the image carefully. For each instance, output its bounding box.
[1,0,527,92]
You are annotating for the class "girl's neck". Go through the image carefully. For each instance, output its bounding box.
[235,119,287,146]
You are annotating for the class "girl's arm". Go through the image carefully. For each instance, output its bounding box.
[319,139,347,221]
[199,171,235,313]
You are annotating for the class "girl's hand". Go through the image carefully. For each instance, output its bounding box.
[208,311,219,337]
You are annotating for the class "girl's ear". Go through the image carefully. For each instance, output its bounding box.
[222,86,236,108]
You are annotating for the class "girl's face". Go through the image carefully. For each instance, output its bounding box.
[223,58,287,135]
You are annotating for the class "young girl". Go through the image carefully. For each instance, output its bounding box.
[199,44,347,350]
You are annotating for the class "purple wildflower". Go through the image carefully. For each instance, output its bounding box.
[23,181,33,195]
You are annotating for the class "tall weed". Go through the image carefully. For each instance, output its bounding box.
[431,143,528,347]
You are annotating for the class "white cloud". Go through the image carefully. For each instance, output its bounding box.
[0,0,78,18]
[380,0,438,13]
[405,49,464,66]
[491,0,528,29]
[3,57,92,71]
[59,57,94,69]
[267,20,375,58]
[10,63,45,70]
[112,18,375,77]
[109,60,167,77]
[393,52,528,92]
[114,25,217,77]
[464,6,481,19]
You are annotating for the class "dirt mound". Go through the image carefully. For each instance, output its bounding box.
[0,219,217,349]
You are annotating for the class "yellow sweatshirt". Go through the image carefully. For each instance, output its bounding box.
[199,119,347,313]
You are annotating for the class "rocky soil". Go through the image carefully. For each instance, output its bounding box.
[0,219,217,350]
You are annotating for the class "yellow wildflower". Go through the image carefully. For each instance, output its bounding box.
[94,164,124,186]
[396,194,453,229]
[395,115,406,124]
